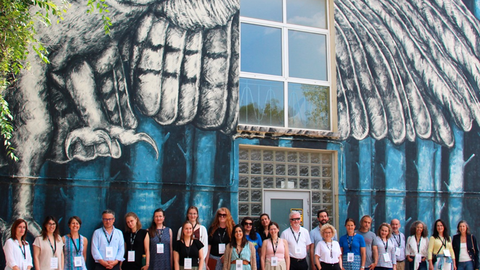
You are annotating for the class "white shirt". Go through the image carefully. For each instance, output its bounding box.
[3,239,33,270]
[281,227,312,259]
[315,241,342,264]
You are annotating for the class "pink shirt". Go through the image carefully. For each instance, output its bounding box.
[265,238,286,260]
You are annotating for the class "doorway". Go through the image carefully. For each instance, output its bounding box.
[264,190,311,231]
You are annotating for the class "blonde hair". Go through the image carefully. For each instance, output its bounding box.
[377,223,392,239]
[320,224,336,238]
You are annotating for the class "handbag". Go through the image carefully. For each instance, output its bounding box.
[432,244,443,265]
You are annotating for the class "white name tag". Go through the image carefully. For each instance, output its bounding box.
[50,257,59,269]
[128,251,135,262]
[157,243,164,254]
[415,254,422,263]
[347,253,354,262]
[383,253,391,263]
[443,250,451,257]
[271,257,278,266]
[74,256,83,267]
[106,246,114,258]
[219,243,226,254]
[295,247,301,254]
[395,248,401,257]
[236,260,243,270]
[184,258,192,269]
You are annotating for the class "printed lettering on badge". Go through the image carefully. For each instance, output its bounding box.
[347,253,354,262]
[271,257,278,266]
[74,256,83,267]
[157,243,164,254]
[184,258,192,269]
[295,247,301,254]
[236,260,243,270]
[50,257,59,269]
[443,250,451,257]
[106,247,114,258]
[219,243,226,254]
[128,251,135,262]
[383,253,391,263]
[395,248,401,257]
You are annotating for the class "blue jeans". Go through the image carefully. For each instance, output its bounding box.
[457,261,474,270]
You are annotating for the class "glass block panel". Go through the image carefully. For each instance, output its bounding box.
[251,149,261,160]
[311,179,320,189]
[311,153,320,163]
[276,152,285,162]
[322,166,332,177]
[288,152,298,162]
[251,176,262,188]
[300,178,309,189]
[239,176,249,187]
[239,149,249,160]
[312,192,321,203]
[323,192,332,203]
[251,190,262,201]
[276,178,285,188]
[251,163,261,174]
[322,154,332,164]
[276,164,286,175]
[239,190,250,201]
[239,204,249,215]
[299,152,309,163]
[264,177,274,188]
[311,166,320,176]
[323,179,331,190]
[264,150,273,161]
[264,163,274,175]
[288,165,297,176]
[299,166,309,176]
[288,178,297,188]
[251,204,262,215]
[239,162,249,174]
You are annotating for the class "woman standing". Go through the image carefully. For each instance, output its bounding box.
[242,217,262,269]
[123,212,149,270]
[406,221,429,270]
[222,225,256,270]
[338,218,365,270]
[147,208,172,270]
[177,206,209,268]
[63,216,88,270]
[258,214,271,241]
[375,223,396,270]
[207,208,235,270]
[3,219,33,270]
[314,224,342,270]
[174,221,205,270]
[260,222,289,270]
[34,216,64,270]
[428,219,455,270]
[452,221,479,270]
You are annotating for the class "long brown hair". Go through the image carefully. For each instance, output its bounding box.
[41,216,61,241]
[148,208,165,238]
[230,224,248,248]
[11,219,28,244]
[180,221,194,241]
[209,207,235,237]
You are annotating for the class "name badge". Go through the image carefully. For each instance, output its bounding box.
[295,247,301,254]
[395,248,401,257]
[74,256,83,267]
[347,253,354,262]
[415,254,422,263]
[443,250,451,257]
[50,257,59,269]
[219,243,226,254]
[271,257,278,266]
[236,260,243,270]
[184,258,192,269]
[157,243,164,254]
[128,251,135,262]
[106,247,114,258]
[383,253,391,263]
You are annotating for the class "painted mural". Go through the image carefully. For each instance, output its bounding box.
[2,0,480,268]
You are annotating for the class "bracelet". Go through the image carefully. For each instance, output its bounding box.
[361,267,365,268]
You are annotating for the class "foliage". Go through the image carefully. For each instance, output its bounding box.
[0,0,110,161]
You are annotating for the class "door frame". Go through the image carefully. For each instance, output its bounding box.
[263,189,311,230]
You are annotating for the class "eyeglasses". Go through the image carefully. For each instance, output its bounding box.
[290,218,301,221]
[47,222,56,226]
[244,222,253,226]
[103,218,115,222]
[218,214,227,218]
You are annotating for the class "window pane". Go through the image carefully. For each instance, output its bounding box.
[240,0,282,22]
[241,23,282,76]
[287,0,327,28]
[289,31,327,80]
[288,83,330,130]
[240,78,284,127]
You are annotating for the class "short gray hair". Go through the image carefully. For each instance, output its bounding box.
[102,209,115,217]
[289,211,301,219]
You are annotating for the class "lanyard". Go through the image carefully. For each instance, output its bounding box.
[290,227,301,244]
[217,229,226,244]
[271,238,279,255]
[347,234,355,251]
[325,241,333,258]
[393,234,401,247]
[156,228,164,241]
[416,237,421,253]
[382,239,389,252]
[18,241,26,259]
[440,237,447,249]
[71,236,81,255]
[130,232,137,250]
[103,228,114,245]
[236,245,244,257]
[184,239,194,258]
[48,237,57,256]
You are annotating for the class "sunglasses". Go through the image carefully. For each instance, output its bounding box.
[244,222,253,226]
[290,218,301,221]
[218,214,227,218]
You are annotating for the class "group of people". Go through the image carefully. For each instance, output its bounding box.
[3,208,479,270]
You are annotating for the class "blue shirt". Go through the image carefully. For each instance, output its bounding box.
[339,234,366,256]
[246,233,262,267]
[91,227,125,262]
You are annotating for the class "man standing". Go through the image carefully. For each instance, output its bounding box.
[310,209,337,268]
[390,219,406,270]
[356,215,378,270]
[92,210,125,270]
[281,211,312,270]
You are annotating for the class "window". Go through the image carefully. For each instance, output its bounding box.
[239,0,334,131]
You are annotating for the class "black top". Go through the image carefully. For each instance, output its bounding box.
[258,228,270,241]
[452,233,480,269]
[123,229,148,270]
[174,239,204,266]
[208,227,230,256]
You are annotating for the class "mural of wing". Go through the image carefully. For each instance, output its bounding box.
[335,0,480,147]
